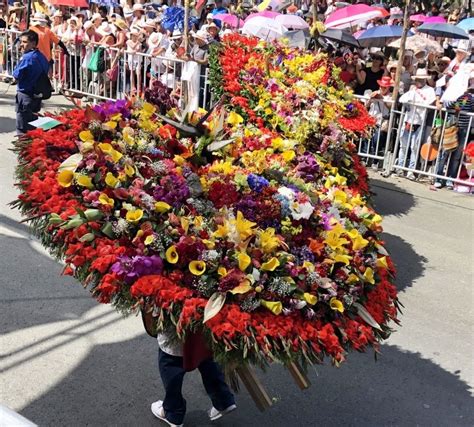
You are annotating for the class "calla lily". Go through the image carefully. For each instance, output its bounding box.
[189,260,206,276]
[144,235,155,245]
[99,193,115,207]
[230,279,252,295]
[237,252,251,271]
[333,253,352,265]
[213,222,229,239]
[376,256,388,269]
[261,300,282,315]
[75,174,94,189]
[103,121,117,130]
[57,170,74,187]
[303,292,317,305]
[202,239,215,249]
[124,164,135,177]
[165,246,179,264]
[105,172,119,188]
[234,211,256,241]
[180,217,189,234]
[125,209,143,223]
[155,201,171,213]
[227,111,243,127]
[98,143,122,163]
[261,257,280,271]
[217,266,228,277]
[330,297,344,313]
[79,130,94,142]
[363,267,375,284]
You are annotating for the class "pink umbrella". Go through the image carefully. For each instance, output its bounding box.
[245,11,280,22]
[425,16,447,24]
[214,13,244,28]
[274,14,309,29]
[353,29,364,39]
[410,14,427,22]
[325,5,385,29]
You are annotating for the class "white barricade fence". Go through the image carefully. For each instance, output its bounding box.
[0,29,21,79]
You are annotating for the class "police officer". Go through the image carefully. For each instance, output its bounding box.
[12,30,49,135]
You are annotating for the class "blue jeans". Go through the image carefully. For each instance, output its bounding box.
[158,348,235,425]
[15,92,41,135]
[398,125,422,169]
[435,127,468,182]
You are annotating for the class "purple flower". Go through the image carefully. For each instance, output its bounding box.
[295,153,320,181]
[247,174,269,193]
[234,196,258,221]
[153,173,190,207]
[93,99,130,119]
[111,255,163,284]
[291,246,315,264]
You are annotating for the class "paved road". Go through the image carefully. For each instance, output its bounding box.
[1,86,473,426]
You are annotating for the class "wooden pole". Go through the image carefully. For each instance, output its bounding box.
[184,0,190,55]
[26,0,33,28]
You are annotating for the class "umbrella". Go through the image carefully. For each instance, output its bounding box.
[49,0,88,5]
[213,13,244,28]
[388,33,443,53]
[245,11,280,22]
[242,16,288,41]
[424,16,446,24]
[410,14,427,23]
[325,5,385,29]
[357,25,412,48]
[90,0,118,5]
[417,23,469,40]
[320,28,360,47]
[257,0,282,12]
[457,17,474,32]
[275,14,309,30]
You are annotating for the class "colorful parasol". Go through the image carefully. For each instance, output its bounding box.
[325,5,386,29]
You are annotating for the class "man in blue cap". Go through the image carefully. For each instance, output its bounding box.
[12,30,49,135]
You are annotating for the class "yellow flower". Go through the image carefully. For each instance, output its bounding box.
[261,257,280,271]
[126,209,143,223]
[332,253,352,265]
[105,172,119,188]
[79,130,94,142]
[202,239,215,249]
[165,246,179,264]
[237,252,251,271]
[230,279,252,295]
[376,256,389,269]
[347,273,360,284]
[124,164,135,177]
[98,143,122,163]
[155,201,171,213]
[57,170,74,187]
[363,267,375,284]
[103,121,117,130]
[218,266,228,277]
[122,127,135,145]
[281,150,295,162]
[180,217,190,234]
[142,102,156,115]
[234,211,256,241]
[194,216,203,228]
[144,235,155,245]
[303,292,317,305]
[258,228,281,253]
[75,174,94,189]
[325,231,348,251]
[330,297,344,313]
[174,155,185,166]
[261,300,282,315]
[227,111,244,127]
[209,161,233,174]
[213,222,229,239]
[189,260,206,276]
[98,193,114,207]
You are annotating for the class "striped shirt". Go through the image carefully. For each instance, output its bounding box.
[445,93,474,130]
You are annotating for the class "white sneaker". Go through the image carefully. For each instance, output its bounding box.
[406,172,416,181]
[446,180,454,190]
[151,400,184,427]
[208,404,237,421]
[433,181,443,189]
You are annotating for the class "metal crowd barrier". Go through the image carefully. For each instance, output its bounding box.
[357,94,473,188]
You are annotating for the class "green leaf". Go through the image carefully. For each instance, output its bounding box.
[353,302,382,331]
[79,233,95,243]
[101,222,114,238]
[203,292,226,324]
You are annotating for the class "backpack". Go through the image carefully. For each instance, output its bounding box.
[34,72,53,100]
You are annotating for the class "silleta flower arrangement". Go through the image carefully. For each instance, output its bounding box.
[13,35,399,371]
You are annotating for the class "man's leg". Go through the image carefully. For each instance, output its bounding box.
[158,349,187,425]
[15,93,38,136]
[408,126,421,169]
[198,358,235,411]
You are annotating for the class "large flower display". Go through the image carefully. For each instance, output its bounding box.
[13,35,399,369]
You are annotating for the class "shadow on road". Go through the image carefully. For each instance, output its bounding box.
[371,178,416,217]
[0,116,16,134]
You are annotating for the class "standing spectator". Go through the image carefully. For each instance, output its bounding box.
[396,68,436,179]
[131,3,146,28]
[126,28,143,93]
[61,17,83,91]
[188,30,211,108]
[30,12,68,65]
[91,13,103,30]
[447,42,470,74]
[434,78,474,189]
[355,51,385,96]
[7,2,25,30]
[112,19,129,48]
[12,30,49,135]
[385,60,405,94]
[401,51,415,90]
[51,11,66,37]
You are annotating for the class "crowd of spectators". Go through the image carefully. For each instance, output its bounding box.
[1,0,473,189]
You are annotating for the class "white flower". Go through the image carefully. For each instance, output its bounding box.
[290,201,314,220]
[278,186,295,200]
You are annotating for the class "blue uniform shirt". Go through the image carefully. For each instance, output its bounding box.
[13,49,49,95]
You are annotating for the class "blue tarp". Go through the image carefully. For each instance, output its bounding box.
[160,6,199,33]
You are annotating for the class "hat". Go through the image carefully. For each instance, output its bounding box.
[206,13,214,19]
[68,17,79,25]
[143,19,156,29]
[83,21,94,31]
[98,24,114,37]
[414,68,430,79]
[92,13,102,22]
[371,51,385,61]
[132,3,145,12]
[207,22,218,30]
[387,60,404,73]
[377,76,394,87]
[9,2,25,11]
[414,48,426,57]
[31,12,48,25]
[437,56,451,64]
[206,0,216,6]
[53,11,63,18]
[193,29,210,42]
[455,39,470,54]
[115,19,128,30]
[129,28,140,37]
[148,32,162,49]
